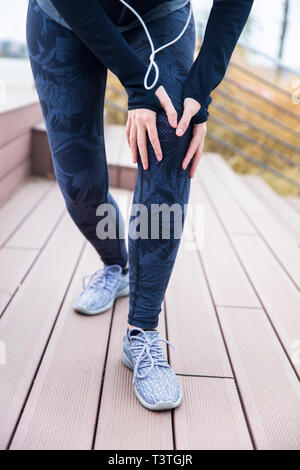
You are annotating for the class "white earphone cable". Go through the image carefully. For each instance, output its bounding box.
[119,0,193,90]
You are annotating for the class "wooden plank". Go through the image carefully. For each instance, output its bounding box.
[0,247,37,316]
[246,214,300,289]
[206,154,300,290]
[94,297,173,450]
[174,376,253,450]
[118,130,136,170]
[198,156,257,234]
[0,178,51,245]
[205,155,266,217]
[231,233,300,378]
[10,244,111,450]
[104,124,124,166]
[6,185,65,249]
[0,102,42,148]
[105,125,137,190]
[0,214,84,449]
[218,306,300,450]
[0,290,10,316]
[31,126,54,178]
[0,132,31,180]
[286,196,300,214]
[190,181,260,308]
[105,124,124,188]
[243,174,300,242]
[165,229,233,378]
[0,160,31,205]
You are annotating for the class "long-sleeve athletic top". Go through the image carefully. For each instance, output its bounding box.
[39,0,254,123]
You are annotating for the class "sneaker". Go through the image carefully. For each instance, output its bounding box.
[122,327,182,411]
[73,264,129,315]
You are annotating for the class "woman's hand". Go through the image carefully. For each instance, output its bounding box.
[176,97,207,178]
[126,85,177,170]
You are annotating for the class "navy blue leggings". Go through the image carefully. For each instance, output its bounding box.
[26,0,195,329]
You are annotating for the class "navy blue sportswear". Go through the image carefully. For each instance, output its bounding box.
[26,0,252,328]
[36,0,253,122]
[27,0,196,328]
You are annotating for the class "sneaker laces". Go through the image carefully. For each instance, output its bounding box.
[129,328,175,384]
[82,265,122,292]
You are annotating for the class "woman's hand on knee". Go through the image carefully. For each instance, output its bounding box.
[182,121,207,178]
[126,86,177,170]
[126,109,161,170]
[176,97,207,178]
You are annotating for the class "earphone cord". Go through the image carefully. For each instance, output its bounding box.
[119,0,193,90]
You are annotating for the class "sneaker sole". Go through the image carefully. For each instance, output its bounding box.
[121,350,182,411]
[73,284,129,316]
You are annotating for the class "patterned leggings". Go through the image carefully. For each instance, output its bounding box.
[26,0,195,329]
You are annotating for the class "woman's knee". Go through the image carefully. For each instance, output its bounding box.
[155,103,192,163]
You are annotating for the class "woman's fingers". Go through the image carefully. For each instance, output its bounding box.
[176,106,192,137]
[137,125,148,170]
[128,109,162,168]
[129,121,138,164]
[126,112,132,147]
[176,97,201,137]
[182,136,199,170]
[146,119,162,162]
[155,85,177,128]
[182,122,207,177]
[189,150,202,179]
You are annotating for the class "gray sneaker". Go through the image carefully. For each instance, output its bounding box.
[73,264,129,315]
[122,327,182,411]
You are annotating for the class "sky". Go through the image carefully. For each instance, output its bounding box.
[0,0,299,72]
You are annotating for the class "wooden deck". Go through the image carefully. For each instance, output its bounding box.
[0,125,300,450]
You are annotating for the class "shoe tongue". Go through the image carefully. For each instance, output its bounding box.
[129,328,159,340]
[104,264,121,274]
[144,330,159,339]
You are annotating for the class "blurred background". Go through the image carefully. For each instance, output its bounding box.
[1,0,300,195]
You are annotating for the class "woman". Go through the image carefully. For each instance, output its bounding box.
[26,0,253,411]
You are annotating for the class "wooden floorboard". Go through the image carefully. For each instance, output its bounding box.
[0,132,31,180]
[0,214,84,449]
[206,155,300,290]
[0,178,52,246]
[10,244,111,450]
[190,181,261,308]
[6,184,65,250]
[242,174,300,243]
[198,157,258,234]
[231,233,300,378]
[174,376,253,450]
[0,183,66,317]
[0,160,31,205]
[0,247,37,317]
[218,306,300,450]
[0,155,299,449]
[104,124,124,163]
[165,230,233,378]
[286,196,300,214]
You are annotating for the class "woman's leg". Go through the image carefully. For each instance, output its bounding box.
[26,0,128,270]
[123,5,196,329]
